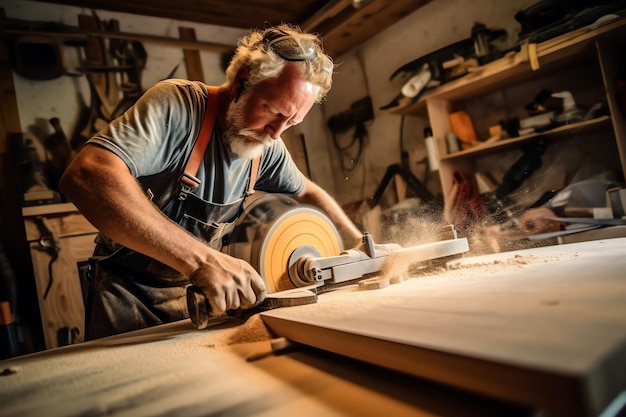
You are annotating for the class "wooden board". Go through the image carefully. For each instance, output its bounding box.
[261,238,626,417]
[0,9,22,151]
[310,0,433,57]
[31,0,433,58]
[23,209,97,348]
[29,233,96,348]
[178,27,204,82]
[78,14,118,120]
[23,211,98,241]
[0,319,528,417]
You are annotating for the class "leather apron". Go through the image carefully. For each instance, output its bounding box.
[84,86,259,340]
[85,188,248,340]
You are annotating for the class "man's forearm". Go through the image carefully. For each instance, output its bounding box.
[59,145,215,277]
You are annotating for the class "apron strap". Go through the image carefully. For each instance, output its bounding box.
[180,85,220,189]
[179,84,261,196]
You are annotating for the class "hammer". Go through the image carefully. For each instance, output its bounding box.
[186,285,318,330]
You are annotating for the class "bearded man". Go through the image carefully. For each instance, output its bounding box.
[60,24,362,339]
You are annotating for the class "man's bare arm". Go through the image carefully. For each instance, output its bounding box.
[59,144,266,313]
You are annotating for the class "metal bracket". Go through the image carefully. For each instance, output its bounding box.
[33,216,61,299]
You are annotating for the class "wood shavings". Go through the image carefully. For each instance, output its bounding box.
[358,276,390,290]
[408,263,447,277]
[195,313,276,349]
[225,314,274,346]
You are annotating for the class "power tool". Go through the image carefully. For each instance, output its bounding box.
[187,193,470,329]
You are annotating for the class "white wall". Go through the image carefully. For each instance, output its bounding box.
[4,0,535,205]
[320,0,535,205]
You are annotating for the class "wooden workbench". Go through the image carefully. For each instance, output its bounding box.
[1,238,625,416]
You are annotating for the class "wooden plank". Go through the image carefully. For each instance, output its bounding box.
[78,14,116,120]
[597,39,626,182]
[23,212,98,241]
[29,233,96,348]
[0,321,527,416]
[314,0,433,57]
[261,238,626,417]
[4,27,235,53]
[22,202,80,217]
[178,27,204,82]
[393,175,407,202]
[0,10,22,152]
[302,0,353,30]
[33,0,325,29]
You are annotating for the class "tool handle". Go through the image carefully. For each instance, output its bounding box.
[186,285,225,330]
[186,285,318,330]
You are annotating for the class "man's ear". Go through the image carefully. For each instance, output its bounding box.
[234,66,250,103]
[236,65,250,80]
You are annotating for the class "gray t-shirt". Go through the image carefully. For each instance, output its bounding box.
[88,79,306,206]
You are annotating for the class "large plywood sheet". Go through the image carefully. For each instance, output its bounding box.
[261,238,626,417]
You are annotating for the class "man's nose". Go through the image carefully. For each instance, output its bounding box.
[265,120,289,139]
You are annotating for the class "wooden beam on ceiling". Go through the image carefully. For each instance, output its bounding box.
[32,0,330,29]
[307,0,434,57]
[4,0,435,58]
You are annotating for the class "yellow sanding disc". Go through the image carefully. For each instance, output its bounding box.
[224,194,343,293]
[259,207,342,292]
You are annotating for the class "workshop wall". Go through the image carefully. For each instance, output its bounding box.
[321,0,533,207]
[1,0,246,165]
[3,0,533,209]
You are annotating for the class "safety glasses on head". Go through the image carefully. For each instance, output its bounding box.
[262,29,318,62]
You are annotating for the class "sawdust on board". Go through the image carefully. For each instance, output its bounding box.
[224,315,274,346]
[447,252,568,275]
[449,254,536,270]
[199,314,274,348]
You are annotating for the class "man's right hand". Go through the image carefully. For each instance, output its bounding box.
[188,252,268,317]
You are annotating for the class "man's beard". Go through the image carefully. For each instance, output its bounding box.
[224,92,272,159]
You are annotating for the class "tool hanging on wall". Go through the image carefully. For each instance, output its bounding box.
[43,117,72,193]
[33,216,61,300]
[327,96,374,173]
[19,137,62,206]
[71,13,150,150]
[367,163,440,213]
[106,18,147,120]
[7,35,66,81]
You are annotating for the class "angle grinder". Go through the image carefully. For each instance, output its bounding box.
[187,193,342,329]
[186,194,471,330]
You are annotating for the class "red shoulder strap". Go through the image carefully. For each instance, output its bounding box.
[180,85,220,189]
[179,84,261,196]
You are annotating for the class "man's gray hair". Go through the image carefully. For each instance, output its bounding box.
[225,24,334,103]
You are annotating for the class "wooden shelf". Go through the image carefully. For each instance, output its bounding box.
[385,16,626,219]
[22,202,80,217]
[389,18,626,116]
[440,116,612,160]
